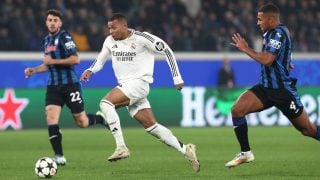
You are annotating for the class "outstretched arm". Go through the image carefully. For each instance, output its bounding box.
[162,45,184,90]
[24,64,48,78]
[80,40,110,81]
[231,33,275,66]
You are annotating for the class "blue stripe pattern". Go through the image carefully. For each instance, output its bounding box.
[44,30,79,85]
[260,24,293,89]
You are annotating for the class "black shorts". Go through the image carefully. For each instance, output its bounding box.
[249,84,303,120]
[46,83,84,113]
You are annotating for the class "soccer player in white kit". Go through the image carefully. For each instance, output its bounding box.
[81,13,200,172]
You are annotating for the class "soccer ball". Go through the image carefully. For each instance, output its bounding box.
[34,157,58,178]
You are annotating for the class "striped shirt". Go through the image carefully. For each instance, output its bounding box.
[260,24,295,89]
[44,30,79,85]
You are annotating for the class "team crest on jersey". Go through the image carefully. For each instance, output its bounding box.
[130,43,136,49]
[155,41,165,51]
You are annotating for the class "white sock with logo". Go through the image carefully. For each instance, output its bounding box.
[100,99,126,148]
[146,123,186,154]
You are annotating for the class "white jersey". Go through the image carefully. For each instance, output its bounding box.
[87,29,184,85]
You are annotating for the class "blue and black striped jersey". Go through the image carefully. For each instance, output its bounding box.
[260,24,296,89]
[44,30,79,85]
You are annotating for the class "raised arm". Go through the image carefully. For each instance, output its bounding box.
[231,33,276,66]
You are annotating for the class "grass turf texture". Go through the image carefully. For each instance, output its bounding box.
[0,126,319,180]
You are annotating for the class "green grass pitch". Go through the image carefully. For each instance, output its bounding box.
[1,126,319,180]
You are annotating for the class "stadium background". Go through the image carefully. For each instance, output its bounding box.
[1,0,320,130]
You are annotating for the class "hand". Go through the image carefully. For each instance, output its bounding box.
[80,70,92,82]
[230,33,249,52]
[175,83,184,91]
[289,63,294,70]
[24,68,35,78]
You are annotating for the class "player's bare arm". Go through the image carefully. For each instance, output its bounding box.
[231,33,275,66]
[43,55,80,66]
[24,64,48,78]
[80,70,93,82]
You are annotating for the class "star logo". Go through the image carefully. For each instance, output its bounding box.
[0,89,29,130]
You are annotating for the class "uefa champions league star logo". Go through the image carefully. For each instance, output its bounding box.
[0,88,29,130]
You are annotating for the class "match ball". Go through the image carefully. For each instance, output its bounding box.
[34,157,58,178]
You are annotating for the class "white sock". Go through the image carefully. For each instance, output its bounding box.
[146,123,186,154]
[100,100,126,148]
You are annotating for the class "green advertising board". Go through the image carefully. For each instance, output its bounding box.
[1,87,320,130]
[0,88,183,130]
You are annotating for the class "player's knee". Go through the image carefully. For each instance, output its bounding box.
[99,99,115,110]
[141,120,156,129]
[231,105,245,117]
[73,113,88,128]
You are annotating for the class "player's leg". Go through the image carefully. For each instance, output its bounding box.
[45,86,67,166]
[226,85,266,168]
[46,104,66,165]
[231,90,264,151]
[71,108,106,128]
[100,87,130,161]
[134,108,186,152]
[65,83,106,128]
[130,105,200,172]
[291,110,319,139]
[276,87,320,140]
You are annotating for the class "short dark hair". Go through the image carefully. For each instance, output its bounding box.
[258,3,279,15]
[46,9,63,20]
[108,13,127,22]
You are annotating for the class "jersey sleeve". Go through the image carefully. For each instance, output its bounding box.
[43,37,48,55]
[86,37,111,73]
[143,32,184,85]
[60,32,77,56]
[265,29,285,55]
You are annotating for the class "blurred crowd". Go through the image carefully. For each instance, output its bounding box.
[0,0,319,52]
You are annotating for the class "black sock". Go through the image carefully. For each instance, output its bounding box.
[315,126,320,140]
[232,117,250,152]
[87,114,105,126]
[48,124,63,156]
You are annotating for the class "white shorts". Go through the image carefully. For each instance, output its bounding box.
[117,79,151,117]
